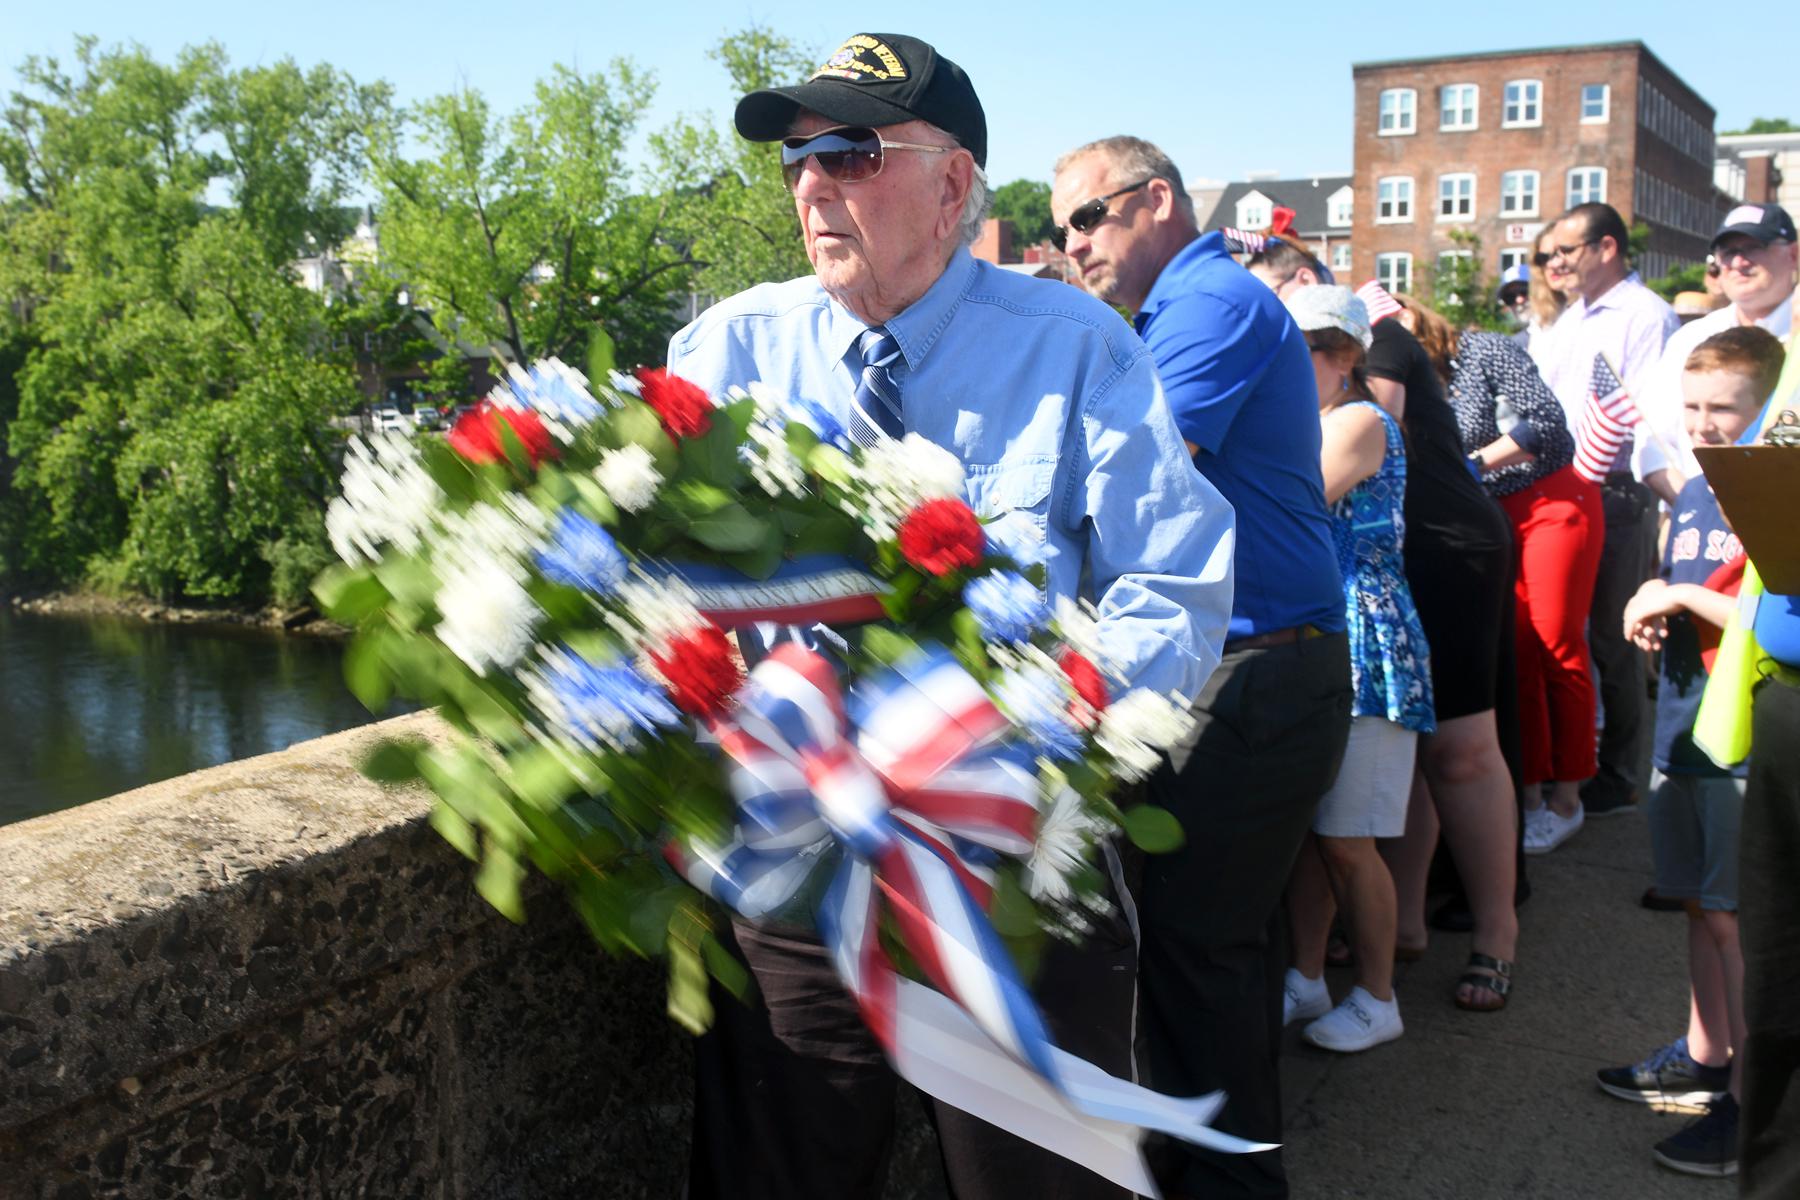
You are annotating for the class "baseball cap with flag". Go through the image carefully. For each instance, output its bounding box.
[734,34,987,168]
[1711,203,1797,250]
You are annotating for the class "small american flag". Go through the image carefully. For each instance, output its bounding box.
[1220,227,1269,255]
[1572,354,1640,483]
[1356,280,1403,324]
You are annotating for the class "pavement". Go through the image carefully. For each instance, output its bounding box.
[1280,808,1722,1199]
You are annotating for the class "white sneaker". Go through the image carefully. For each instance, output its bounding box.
[1303,987,1404,1053]
[1283,968,1331,1027]
[1524,803,1585,855]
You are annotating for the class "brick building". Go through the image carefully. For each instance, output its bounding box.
[1717,130,1800,213]
[1350,42,1721,298]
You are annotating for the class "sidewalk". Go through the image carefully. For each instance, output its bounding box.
[1281,810,1712,1199]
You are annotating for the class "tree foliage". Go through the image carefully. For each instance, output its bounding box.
[1426,230,1511,333]
[990,179,1054,248]
[1724,117,1796,135]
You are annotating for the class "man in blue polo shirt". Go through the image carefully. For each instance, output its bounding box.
[1054,137,1351,1199]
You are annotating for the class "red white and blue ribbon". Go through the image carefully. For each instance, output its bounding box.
[673,643,1273,1195]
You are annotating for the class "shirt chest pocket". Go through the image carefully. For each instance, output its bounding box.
[962,457,1056,567]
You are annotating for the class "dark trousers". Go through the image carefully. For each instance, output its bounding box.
[1138,633,1353,1198]
[1586,477,1657,803]
[1739,674,1800,1198]
[685,872,1139,1200]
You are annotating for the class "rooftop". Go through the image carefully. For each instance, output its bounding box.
[1352,41,1710,114]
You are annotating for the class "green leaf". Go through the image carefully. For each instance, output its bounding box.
[311,564,389,624]
[342,631,393,712]
[1121,804,1186,853]
[688,503,771,552]
[362,737,427,784]
[587,326,616,382]
[667,928,713,1034]
[569,474,620,526]
[668,480,734,516]
[475,846,527,922]
[419,438,481,505]
[678,418,744,487]
[986,872,1040,938]
[429,798,480,861]
[721,517,785,579]
[508,744,583,812]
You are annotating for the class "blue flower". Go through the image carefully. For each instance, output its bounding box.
[963,571,1049,644]
[510,361,602,424]
[543,650,682,746]
[537,508,628,594]
[783,396,851,450]
[994,667,1085,762]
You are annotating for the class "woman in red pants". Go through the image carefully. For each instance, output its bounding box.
[1396,295,1600,849]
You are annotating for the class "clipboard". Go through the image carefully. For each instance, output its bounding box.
[1693,444,1800,594]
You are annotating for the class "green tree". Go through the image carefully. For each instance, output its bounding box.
[0,40,374,598]
[1427,230,1511,332]
[1724,117,1796,135]
[365,60,699,373]
[1646,261,1709,301]
[648,27,816,306]
[990,179,1053,249]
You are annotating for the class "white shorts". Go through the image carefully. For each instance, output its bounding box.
[1313,715,1417,839]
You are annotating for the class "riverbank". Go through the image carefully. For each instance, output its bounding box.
[6,589,348,639]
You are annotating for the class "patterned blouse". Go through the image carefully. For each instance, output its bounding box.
[1447,332,1575,497]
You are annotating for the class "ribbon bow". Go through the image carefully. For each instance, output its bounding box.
[676,643,1270,1195]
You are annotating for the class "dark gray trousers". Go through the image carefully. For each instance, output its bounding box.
[1586,477,1658,802]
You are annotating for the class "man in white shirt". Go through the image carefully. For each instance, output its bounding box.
[1536,203,1680,832]
[1634,204,1797,504]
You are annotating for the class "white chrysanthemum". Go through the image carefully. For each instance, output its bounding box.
[1051,596,1108,667]
[1025,784,1102,905]
[1094,688,1197,782]
[431,497,549,579]
[602,567,705,652]
[325,433,443,565]
[845,433,966,539]
[595,444,662,513]
[746,421,809,499]
[435,554,539,675]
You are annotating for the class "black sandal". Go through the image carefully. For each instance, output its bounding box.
[1454,952,1512,1012]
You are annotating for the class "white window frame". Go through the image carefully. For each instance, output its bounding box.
[1375,252,1413,294]
[1566,166,1607,208]
[1235,190,1272,231]
[1327,186,1353,228]
[1376,176,1414,224]
[1439,83,1479,131]
[1580,83,1610,124]
[1331,242,1353,272]
[1378,88,1417,136]
[1502,79,1542,128]
[1499,248,1530,273]
[1500,169,1540,217]
[1437,173,1476,221]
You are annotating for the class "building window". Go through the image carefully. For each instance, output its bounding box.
[1440,84,1478,131]
[1500,170,1540,216]
[1499,248,1530,273]
[1567,166,1607,207]
[1327,186,1353,227]
[1236,190,1272,230]
[1331,242,1353,272]
[1503,79,1542,127]
[1580,83,1609,123]
[1376,176,1413,223]
[1379,88,1416,135]
[1437,173,1475,220]
[1376,252,1412,294]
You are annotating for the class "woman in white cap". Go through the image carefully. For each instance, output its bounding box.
[1279,285,1435,1052]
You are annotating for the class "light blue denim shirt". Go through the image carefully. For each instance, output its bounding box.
[665,247,1234,700]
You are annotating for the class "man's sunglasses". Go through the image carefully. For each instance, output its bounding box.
[780,126,949,190]
[1050,179,1155,251]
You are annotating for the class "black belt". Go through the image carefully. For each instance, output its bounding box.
[1224,624,1325,654]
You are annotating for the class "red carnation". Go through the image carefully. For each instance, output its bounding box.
[1059,649,1110,723]
[897,498,985,577]
[448,403,556,467]
[649,623,743,718]
[635,368,714,441]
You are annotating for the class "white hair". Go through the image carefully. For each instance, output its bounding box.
[957,162,991,247]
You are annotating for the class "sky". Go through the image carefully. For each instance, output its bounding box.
[7,1,1798,189]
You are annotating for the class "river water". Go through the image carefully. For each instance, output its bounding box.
[0,608,401,828]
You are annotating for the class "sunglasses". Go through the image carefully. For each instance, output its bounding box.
[1050,179,1155,251]
[780,126,950,190]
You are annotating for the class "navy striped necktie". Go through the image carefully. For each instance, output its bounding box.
[850,326,904,445]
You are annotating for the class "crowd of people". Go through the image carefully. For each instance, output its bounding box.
[663,30,1800,1199]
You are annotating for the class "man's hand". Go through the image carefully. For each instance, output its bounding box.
[1622,578,1675,650]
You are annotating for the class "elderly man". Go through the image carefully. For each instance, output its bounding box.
[665,36,1234,1200]
[1636,204,1797,505]
[1535,202,1680,837]
[1052,138,1350,1199]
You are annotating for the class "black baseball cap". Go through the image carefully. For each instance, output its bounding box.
[734,33,987,169]
[1711,202,1797,249]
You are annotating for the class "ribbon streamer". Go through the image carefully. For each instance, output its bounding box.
[675,643,1273,1195]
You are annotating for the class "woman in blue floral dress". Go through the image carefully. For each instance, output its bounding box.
[1278,286,1436,1054]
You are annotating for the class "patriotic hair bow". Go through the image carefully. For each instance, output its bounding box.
[676,643,1271,1195]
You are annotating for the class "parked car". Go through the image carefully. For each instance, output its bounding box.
[411,405,444,432]
[370,404,410,434]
